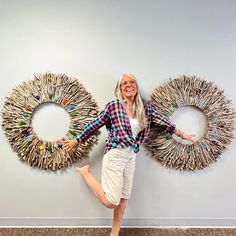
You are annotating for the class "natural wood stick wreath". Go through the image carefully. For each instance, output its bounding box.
[144,76,235,171]
[1,72,99,171]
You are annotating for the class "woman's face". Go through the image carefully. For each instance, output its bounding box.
[120,75,138,99]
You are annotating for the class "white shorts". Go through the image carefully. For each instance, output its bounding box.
[101,148,136,206]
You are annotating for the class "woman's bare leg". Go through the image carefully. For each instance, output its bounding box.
[76,165,116,208]
[110,198,128,236]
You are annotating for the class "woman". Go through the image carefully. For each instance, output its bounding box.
[63,74,195,236]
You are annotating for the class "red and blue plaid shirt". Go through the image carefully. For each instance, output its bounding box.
[77,99,175,153]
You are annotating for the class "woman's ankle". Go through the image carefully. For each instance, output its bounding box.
[76,165,90,176]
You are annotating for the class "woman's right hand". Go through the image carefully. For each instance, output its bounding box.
[63,139,78,152]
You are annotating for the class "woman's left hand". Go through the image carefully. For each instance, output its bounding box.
[174,128,196,143]
[183,133,196,143]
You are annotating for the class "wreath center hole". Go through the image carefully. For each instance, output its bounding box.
[170,106,208,144]
[31,102,71,141]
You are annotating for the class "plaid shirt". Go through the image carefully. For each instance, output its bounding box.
[76,99,175,153]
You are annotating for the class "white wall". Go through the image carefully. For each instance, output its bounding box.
[0,0,236,226]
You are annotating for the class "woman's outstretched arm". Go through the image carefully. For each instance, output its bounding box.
[173,127,196,142]
[151,104,196,143]
[63,102,110,151]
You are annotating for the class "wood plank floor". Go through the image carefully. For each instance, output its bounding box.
[1,228,236,236]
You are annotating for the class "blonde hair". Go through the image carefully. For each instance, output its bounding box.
[114,74,147,130]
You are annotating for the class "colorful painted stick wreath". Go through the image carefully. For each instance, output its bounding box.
[144,76,235,171]
[1,72,99,171]
[2,74,235,171]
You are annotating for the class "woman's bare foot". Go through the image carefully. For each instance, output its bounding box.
[76,165,90,176]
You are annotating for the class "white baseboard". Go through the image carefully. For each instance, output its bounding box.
[1,217,236,227]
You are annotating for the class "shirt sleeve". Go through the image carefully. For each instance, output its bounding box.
[150,104,176,135]
[76,102,110,143]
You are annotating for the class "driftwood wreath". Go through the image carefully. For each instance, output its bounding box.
[144,76,235,171]
[2,72,99,171]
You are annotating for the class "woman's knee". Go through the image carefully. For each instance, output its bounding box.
[120,198,128,206]
[103,199,118,209]
[103,198,127,209]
